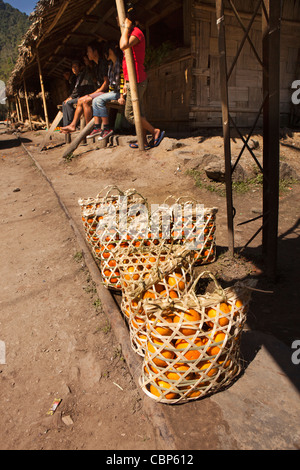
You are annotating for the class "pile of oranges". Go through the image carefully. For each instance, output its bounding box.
[79,189,218,292]
[140,293,248,403]
[118,249,194,356]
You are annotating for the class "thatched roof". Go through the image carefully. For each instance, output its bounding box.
[6,0,184,96]
[6,0,300,97]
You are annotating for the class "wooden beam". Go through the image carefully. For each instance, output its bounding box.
[116,0,144,151]
[216,0,235,257]
[62,118,95,159]
[262,0,282,279]
[47,0,103,62]
[40,110,63,151]
[23,79,32,130]
[36,0,72,48]
[37,50,50,130]
[17,93,24,123]
[15,97,20,122]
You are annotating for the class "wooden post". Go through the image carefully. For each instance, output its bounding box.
[40,110,63,150]
[115,0,144,151]
[15,96,20,122]
[62,118,95,159]
[37,50,50,130]
[17,93,24,122]
[216,0,235,256]
[262,0,281,279]
[23,79,32,130]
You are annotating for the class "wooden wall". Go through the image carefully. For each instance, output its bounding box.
[144,49,193,132]
[145,0,300,130]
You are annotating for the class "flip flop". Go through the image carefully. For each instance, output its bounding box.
[153,130,165,147]
[129,142,152,150]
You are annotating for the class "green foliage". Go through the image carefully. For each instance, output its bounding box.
[144,41,174,70]
[0,0,30,83]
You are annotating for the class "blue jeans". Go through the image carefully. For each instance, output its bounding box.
[92,91,120,119]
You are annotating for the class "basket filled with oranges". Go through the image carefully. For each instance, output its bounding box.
[116,245,195,356]
[78,186,148,291]
[163,196,218,267]
[139,271,256,404]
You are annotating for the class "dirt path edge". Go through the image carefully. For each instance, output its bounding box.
[20,138,178,451]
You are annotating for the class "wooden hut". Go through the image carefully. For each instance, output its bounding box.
[6,0,300,131]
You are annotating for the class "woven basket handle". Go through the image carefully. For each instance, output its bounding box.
[190,270,225,298]
[163,195,198,206]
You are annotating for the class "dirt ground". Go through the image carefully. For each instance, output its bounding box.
[0,122,299,450]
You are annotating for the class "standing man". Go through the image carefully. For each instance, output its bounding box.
[119,3,165,149]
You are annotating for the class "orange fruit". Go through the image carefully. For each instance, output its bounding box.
[218,355,231,368]
[167,272,186,291]
[175,338,203,361]
[143,291,156,300]
[197,360,218,377]
[155,380,178,400]
[147,339,175,367]
[173,308,201,336]
[131,315,145,329]
[147,314,173,336]
[124,266,140,281]
[165,368,193,381]
[206,331,226,357]
[186,389,202,398]
[206,303,230,327]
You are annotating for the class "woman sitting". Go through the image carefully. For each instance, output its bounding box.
[87,41,125,140]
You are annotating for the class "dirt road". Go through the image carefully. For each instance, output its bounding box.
[1,125,299,451]
[0,132,159,450]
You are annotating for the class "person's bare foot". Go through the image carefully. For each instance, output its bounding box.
[60,125,76,134]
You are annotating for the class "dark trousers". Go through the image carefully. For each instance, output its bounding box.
[62,98,78,126]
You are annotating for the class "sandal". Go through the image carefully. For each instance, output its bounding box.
[129,142,152,150]
[153,130,165,147]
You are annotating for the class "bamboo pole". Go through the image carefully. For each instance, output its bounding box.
[37,50,50,130]
[15,96,20,122]
[17,94,24,122]
[62,118,95,159]
[115,0,144,151]
[40,110,63,151]
[23,79,32,130]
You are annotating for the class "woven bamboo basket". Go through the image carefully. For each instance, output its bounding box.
[116,245,195,357]
[139,271,256,404]
[163,196,218,266]
[78,186,147,291]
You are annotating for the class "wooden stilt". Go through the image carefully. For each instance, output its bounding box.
[40,110,63,150]
[62,118,95,159]
[17,94,24,122]
[15,97,20,122]
[262,0,281,279]
[216,0,235,257]
[23,79,32,130]
[115,0,144,151]
[37,50,50,130]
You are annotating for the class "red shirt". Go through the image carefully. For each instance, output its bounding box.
[122,27,147,83]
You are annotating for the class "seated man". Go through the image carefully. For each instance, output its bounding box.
[87,41,125,140]
[61,42,109,134]
[62,59,95,127]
